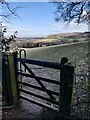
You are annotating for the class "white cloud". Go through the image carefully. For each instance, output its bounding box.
[3,21,88,37]
[4,23,36,37]
[48,21,88,34]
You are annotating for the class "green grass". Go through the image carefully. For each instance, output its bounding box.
[34,37,88,43]
[25,42,88,63]
[62,37,88,41]
[34,38,58,43]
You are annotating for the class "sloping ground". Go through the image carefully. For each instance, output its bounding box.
[2,41,90,119]
[11,32,89,49]
[46,32,90,39]
[26,41,88,64]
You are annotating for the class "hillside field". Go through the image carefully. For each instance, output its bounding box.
[11,32,89,48]
[25,41,88,64]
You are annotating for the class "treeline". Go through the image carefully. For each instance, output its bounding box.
[11,39,80,48]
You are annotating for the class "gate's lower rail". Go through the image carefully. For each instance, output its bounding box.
[20,95,59,111]
[19,88,59,105]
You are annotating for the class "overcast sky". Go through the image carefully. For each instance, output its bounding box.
[2,2,88,37]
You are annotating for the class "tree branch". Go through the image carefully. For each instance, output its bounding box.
[0,2,22,21]
[51,1,90,24]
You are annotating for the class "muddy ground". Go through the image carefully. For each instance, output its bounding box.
[2,41,90,120]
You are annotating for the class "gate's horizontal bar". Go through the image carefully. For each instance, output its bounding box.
[17,58,65,70]
[21,62,55,100]
[18,72,60,85]
[19,81,59,96]
[20,95,59,111]
[20,89,59,105]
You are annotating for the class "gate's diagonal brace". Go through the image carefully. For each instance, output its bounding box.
[21,61,55,100]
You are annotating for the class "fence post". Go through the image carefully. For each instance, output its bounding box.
[2,52,19,107]
[59,57,75,119]
[13,52,20,100]
[8,52,19,104]
[2,53,14,106]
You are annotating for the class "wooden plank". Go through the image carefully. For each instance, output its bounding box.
[19,81,59,96]
[20,95,59,111]
[20,89,59,105]
[17,58,65,70]
[18,72,60,85]
[21,62,55,100]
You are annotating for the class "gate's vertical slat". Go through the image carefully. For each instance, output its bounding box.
[19,50,27,89]
[59,60,75,119]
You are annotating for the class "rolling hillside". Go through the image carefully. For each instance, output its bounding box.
[46,32,90,39]
[11,32,89,48]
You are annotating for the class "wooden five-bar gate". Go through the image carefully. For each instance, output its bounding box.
[2,51,75,119]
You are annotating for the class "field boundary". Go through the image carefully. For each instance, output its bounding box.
[20,41,88,51]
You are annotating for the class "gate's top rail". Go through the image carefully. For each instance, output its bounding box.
[17,58,74,71]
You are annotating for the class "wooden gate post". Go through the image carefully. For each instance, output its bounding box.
[2,52,19,106]
[59,57,75,119]
[8,52,19,104]
[2,53,14,106]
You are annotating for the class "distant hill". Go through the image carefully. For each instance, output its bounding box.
[46,32,90,39]
[16,32,89,40]
[17,37,45,41]
[11,32,89,48]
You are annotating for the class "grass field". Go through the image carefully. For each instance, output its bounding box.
[25,41,88,64]
[34,37,88,43]
[34,38,58,43]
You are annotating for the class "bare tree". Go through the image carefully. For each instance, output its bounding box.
[0,0,20,51]
[51,1,90,24]
[0,0,21,21]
